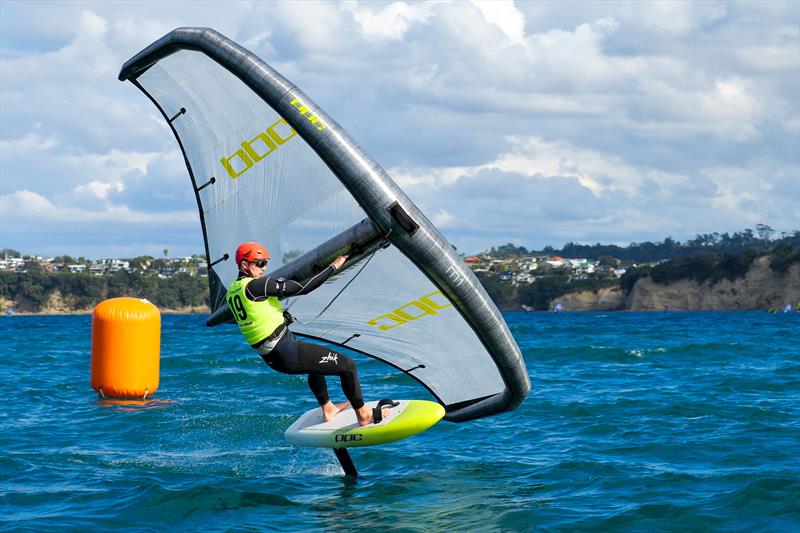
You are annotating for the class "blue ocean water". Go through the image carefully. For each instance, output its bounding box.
[1,311,798,532]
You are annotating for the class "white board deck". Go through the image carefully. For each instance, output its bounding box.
[285,399,445,448]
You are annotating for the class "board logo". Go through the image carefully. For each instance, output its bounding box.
[367,291,453,331]
[335,434,363,442]
[290,98,328,131]
[219,117,297,179]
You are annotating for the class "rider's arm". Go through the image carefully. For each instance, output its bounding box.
[244,265,338,301]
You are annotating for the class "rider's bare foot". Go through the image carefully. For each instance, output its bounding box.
[356,405,391,426]
[321,401,351,422]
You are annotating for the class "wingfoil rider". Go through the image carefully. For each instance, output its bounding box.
[227,242,389,426]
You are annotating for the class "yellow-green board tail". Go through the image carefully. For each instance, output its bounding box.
[285,399,445,448]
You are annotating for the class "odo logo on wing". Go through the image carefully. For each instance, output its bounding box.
[367,291,453,331]
[219,118,297,179]
[290,98,327,131]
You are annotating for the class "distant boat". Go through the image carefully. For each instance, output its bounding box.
[553,303,562,313]
[521,304,534,312]
[5,308,14,317]
[783,304,792,314]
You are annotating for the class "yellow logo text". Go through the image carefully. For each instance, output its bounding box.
[367,291,452,331]
[290,98,327,131]
[219,118,297,179]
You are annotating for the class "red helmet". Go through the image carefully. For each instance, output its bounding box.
[235,242,270,266]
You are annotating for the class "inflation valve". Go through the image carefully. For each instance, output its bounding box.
[387,202,419,235]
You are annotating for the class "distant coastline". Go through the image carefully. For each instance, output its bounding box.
[4,255,798,316]
[3,306,212,316]
[486,255,800,313]
[2,230,798,315]
[623,256,800,312]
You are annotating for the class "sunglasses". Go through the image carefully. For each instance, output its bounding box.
[251,259,268,268]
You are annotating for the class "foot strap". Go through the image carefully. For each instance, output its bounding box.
[372,398,399,424]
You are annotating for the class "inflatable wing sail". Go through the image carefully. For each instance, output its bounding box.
[119,28,529,422]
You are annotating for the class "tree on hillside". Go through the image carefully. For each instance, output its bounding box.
[129,256,153,272]
[770,243,800,273]
[756,224,775,247]
[598,255,618,267]
[475,272,517,308]
[23,260,43,273]
[518,275,570,310]
[107,270,132,298]
[490,243,528,258]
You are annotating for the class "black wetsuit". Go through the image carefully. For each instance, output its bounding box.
[241,267,365,410]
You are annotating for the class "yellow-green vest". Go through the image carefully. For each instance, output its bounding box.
[226,277,284,345]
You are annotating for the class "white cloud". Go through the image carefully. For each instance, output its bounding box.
[0,132,60,153]
[0,0,797,257]
[1,131,162,196]
[78,9,108,37]
[249,0,351,53]
[736,38,800,72]
[472,0,526,44]
[431,209,456,228]
[394,135,670,197]
[2,10,115,87]
[343,0,437,41]
[1,188,195,223]
[74,180,124,200]
[0,190,54,213]
[389,129,799,251]
[628,1,727,36]
[702,163,800,222]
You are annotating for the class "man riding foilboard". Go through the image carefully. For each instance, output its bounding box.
[226,242,389,426]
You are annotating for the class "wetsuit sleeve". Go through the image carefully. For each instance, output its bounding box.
[243,265,338,300]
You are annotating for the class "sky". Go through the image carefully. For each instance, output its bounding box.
[1,0,798,259]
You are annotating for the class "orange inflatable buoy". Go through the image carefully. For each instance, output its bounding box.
[90,297,161,399]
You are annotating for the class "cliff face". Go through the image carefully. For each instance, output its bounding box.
[552,257,800,311]
[2,292,210,315]
[554,287,626,311]
[2,290,94,314]
[629,256,799,311]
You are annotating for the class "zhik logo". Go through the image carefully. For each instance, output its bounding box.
[319,352,338,365]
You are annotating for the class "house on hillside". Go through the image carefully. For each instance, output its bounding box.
[520,257,541,271]
[498,271,514,282]
[515,272,534,284]
[0,258,25,271]
[567,258,596,274]
[90,262,106,276]
[108,259,130,273]
[159,264,176,278]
